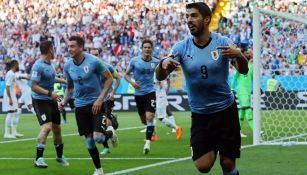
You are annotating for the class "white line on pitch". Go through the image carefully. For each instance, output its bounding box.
[0,126,144,144]
[106,144,256,175]
[0,157,176,160]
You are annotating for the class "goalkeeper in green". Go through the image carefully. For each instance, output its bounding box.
[231,49,253,137]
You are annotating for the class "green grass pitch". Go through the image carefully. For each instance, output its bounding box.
[0,111,306,175]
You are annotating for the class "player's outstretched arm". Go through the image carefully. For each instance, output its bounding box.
[155,55,180,81]
[55,77,67,84]
[63,80,74,106]
[31,81,59,101]
[124,69,140,89]
[110,71,121,101]
[221,45,248,75]
[92,70,113,115]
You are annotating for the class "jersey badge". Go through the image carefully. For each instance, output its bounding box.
[83,65,89,73]
[211,50,219,61]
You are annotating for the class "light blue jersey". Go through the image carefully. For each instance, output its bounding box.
[127,55,160,96]
[30,58,56,100]
[64,53,107,108]
[170,32,234,114]
[101,61,115,101]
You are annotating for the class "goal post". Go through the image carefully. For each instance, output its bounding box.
[253,7,307,145]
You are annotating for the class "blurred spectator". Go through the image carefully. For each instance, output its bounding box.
[0,0,306,79]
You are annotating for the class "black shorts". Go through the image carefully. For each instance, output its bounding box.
[104,99,115,119]
[135,92,156,116]
[68,98,75,109]
[32,99,61,126]
[190,101,241,161]
[75,105,106,136]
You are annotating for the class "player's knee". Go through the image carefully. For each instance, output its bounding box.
[195,163,212,173]
[52,124,61,131]
[85,137,95,149]
[220,158,235,172]
[93,135,106,144]
[42,124,52,133]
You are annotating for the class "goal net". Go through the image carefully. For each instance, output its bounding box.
[253,8,307,145]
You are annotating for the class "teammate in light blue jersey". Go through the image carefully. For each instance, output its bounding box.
[126,55,159,96]
[156,2,248,175]
[125,40,160,154]
[31,40,68,168]
[90,48,122,155]
[61,36,117,175]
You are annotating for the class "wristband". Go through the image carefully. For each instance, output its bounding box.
[47,91,52,97]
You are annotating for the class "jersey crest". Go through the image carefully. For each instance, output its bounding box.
[83,65,89,73]
[151,63,156,69]
[211,50,219,61]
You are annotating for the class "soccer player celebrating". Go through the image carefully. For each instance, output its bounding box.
[156,2,248,175]
[231,49,253,138]
[31,40,69,168]
[3,60,20,138]
[124,40,160,154]
[90,48,122,155]
[62,36,117,175]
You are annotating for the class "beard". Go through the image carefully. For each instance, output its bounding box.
[189,22,205,37]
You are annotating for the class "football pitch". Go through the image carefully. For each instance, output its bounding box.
[0,111,306,175]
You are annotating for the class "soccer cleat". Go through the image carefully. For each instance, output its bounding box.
[171,128,176,133]
[56,156,69,166]
[240,132,247,138]
[34,157,48,168]
[93,168,104,175]
[176,127,183,140]
[14,132,24,137]
[107,126,118,148]
[151,135,158,142]
[143,140,150,155]
[3,134,16,139]
[140,128,146,133]
[144,135,158,142]
[12,127,24,137]
[100,148,111,155]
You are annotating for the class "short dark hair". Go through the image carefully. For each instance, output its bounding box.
[9,60,18,70]
[186,2,212,19]
[39,40,53,54]
[69,36,85,47]
[142,39,153,48]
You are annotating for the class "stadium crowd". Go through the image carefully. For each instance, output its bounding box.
[0,0,306,80]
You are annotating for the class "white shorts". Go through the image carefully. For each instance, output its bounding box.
[155,95,168,119]
[2,92,18,112]
[18,91,32,106]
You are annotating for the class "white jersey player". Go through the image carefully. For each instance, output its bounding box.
[154,73,182,140]
[16,72,35,114]
[2,60,23,138]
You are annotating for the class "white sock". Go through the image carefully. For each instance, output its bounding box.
[5,113,13,129]
[168,116,177,125]
[161,118,177,129]
[13,112,20,127]
[17,108,22,115]
[30,108,36,115]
